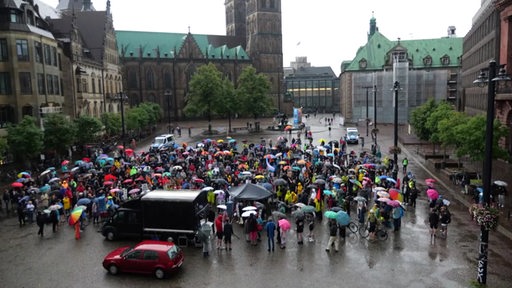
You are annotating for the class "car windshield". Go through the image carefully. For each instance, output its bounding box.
[167,245,181,259]
[348,132,358,137]
[154,138,165,145]
[120,247,133,257]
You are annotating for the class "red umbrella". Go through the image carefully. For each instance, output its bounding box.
[11,182,23,188]
[125,148,134,155]
[104,174,117,181]
[61,160,70,166]
[194,178,205,183]
[82,157,91,163]
[116,145,124,150]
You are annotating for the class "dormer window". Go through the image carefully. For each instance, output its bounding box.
[423,55,432,66]
[441,55,450,66]
[359,58,367,69]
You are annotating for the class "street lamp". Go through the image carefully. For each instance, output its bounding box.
[114,92,128,149]
[164,90,172,133]
[472,60,510,284]
[392,81,400,180]
[373,85,378,146]
[362,86,372,137]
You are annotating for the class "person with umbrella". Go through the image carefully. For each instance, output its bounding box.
[325,218,340,253]
[264,216,276,252]
[247,213,259,246]
[295,210,305,245]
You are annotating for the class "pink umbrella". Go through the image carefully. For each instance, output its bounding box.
[278,218,291,231]
[377,197,390,203]
[388,200,401,208]
[426,189,439,200]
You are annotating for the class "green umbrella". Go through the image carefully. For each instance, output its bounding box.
[324,211,338,219]
[301,205,316,213]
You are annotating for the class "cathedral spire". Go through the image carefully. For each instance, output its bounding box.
[368,11,378,40]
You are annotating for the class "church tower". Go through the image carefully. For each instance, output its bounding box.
[225,0,247,38]
[245,0,284,111]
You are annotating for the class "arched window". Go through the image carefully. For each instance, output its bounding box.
[146,68,155,89]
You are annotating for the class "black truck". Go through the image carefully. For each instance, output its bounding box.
[101,190,209,243]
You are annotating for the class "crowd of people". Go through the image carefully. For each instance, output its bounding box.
[1,125,453,251]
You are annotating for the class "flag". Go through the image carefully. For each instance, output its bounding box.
[266,157,275,173]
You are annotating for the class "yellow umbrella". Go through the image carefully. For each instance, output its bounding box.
[255,175,265,180]
[318,138,326,144]
[217,139,224,143]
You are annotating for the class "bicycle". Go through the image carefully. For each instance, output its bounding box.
[359,222,388,241]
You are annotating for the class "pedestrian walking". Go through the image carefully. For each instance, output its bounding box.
[265,217,276,252]
[215,214,224,249]
[402,157,409,173]
[223,217,236,251]
[296,214,305,245]
[26,201,35,223]
[3,190,10,212]
[36,211,46,237]
[325,219,340,252]
[429,209,439,244]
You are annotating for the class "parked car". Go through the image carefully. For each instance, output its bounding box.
[102,240,184,279]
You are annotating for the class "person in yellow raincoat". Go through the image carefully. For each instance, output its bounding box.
[284,190,292,204]
[290,191,298,204]
[297,182,303,195]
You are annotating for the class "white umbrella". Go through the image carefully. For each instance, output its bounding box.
[374,187,387,191]
[241,210,257,217]
[294,203,306,208]
[217,204,227,210]
[242,206,258,211]
[494,180,508,187]
[213,190,225,195]
[40,170,52,177]
[201,186,214,191]
[48,204,61,211]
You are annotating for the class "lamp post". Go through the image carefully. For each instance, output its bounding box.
[164,90,172,133]
[373,85,377,146]
[472,60,510,284]
[392,81,400,180]
[115,92,128,149]
[363,86,372,137]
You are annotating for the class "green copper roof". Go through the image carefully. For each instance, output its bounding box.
[115,31,249,60]
[345,31,462,71]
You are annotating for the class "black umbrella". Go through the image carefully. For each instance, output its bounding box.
[273,178,287,186]
[229,183,273,201]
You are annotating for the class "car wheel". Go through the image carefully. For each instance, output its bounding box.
[108,264,119,275]
[155,268,165,279]
[106,230,116,241]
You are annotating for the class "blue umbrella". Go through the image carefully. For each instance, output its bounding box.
[76,198,91,206]
[260,182,273,191]
[386,177,397,184]
[39,185,51,193]
[19,195,30,203]
[336,210,350,226]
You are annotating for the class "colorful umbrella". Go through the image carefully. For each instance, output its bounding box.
[103,181,114,186]
[61,160,70,166]
[68,206,85,225]
[388,200,401,208]
[278,218,291,231]
[324,211,338,219]
[427,189,439,200]
[17,171,31,178]
[377,191,390,198]
[336,210,350,226]
[389,189,401,200]
[11,182,23,188]
[301,205,316,213]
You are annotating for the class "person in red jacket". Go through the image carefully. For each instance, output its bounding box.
[215,214,224,249]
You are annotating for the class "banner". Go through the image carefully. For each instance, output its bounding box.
[293,107,302,126]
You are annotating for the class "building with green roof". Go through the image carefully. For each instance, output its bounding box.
[340,17,462,126]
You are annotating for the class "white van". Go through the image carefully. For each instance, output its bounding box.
[345,127,359,144]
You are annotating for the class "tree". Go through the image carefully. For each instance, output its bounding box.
[216,77,237,132]
[138,102,162,126]
[43,113,76,160]
[74,116,103,146]
[101,113,122,137]
[425,101,454,154]
[185,63,224,134]
[236,66,273,119]
[6,116,44,167]
[410,98,438,141]
[454,115,509,162]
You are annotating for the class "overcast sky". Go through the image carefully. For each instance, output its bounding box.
[44,0,482,75]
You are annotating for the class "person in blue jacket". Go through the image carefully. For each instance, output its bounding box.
[264,217,276,252]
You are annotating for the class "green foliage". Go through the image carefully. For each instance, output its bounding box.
[410,98,438,141]
[216,77,237,116]
[426,101,454,144]
[438,111,467,149]
[185,63,223,118]
[126,106,150,131]
[101,113,122,136]
[451,115,508,161]
[0,137,7,163]
[74,116,103,145]
[236,66,273,119]
[6,116,44,163]
[138,102,161,125]
[43,113,76,157]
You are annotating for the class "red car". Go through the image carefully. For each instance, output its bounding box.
[103,240,184,279]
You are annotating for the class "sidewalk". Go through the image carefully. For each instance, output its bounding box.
[395,126,512,241]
